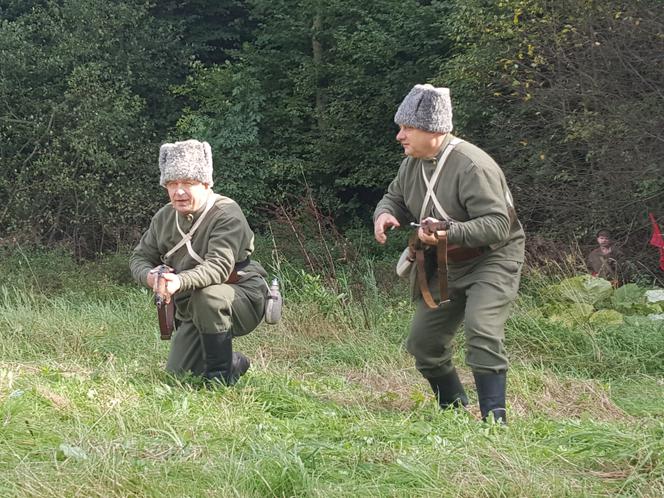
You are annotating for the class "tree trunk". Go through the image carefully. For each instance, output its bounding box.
[312,12,324,130]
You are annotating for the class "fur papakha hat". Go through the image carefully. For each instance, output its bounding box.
[159,139,214,187]
[394,84,453,133]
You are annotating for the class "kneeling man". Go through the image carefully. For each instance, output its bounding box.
[130,139,268,384]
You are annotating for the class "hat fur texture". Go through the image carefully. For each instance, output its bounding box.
[394,84,453,133]
[159,139,214,187]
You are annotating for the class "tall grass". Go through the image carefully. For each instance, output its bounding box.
[0,247,663,497]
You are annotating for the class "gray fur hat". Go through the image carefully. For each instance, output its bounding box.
[159,139,214,187]
[394,84,453,133]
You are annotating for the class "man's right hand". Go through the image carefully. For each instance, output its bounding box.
[374,213,400,244]
[147,265,174,297]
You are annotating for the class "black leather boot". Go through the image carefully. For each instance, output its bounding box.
[201,332,233,383]
[473,371,507,424]
[201,333,249,385]
[427,368,469,410]
[231,352,251,381]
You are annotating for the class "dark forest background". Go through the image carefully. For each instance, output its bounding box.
[1,0,662,273]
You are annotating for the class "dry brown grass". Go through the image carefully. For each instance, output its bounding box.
[511,375,629,422]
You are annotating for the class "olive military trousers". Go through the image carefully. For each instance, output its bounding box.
[406,259,522,378]
[166,273,267,375]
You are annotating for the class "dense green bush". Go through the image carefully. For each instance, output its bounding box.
[437,0,664,255]
[0,0,191,254]
[1,0,662,272]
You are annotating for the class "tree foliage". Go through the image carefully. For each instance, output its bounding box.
[1,0,662,271]
[0,0,191,254]
[437,0,664,256]
[175,0,448,222]
[150,0,254,64]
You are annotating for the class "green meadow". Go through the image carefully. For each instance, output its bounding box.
[1,246,663,497]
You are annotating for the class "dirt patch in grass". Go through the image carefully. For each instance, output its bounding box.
[341,367,487,419]
[346,368,421,411]
[299,367,424,412]
[252,307,345,362]
[512,376,630,421]
[322,366,628,422]
[35,385,74,411]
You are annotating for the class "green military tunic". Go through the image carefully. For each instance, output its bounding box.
[374,134,525,376]
[130,193,268,375]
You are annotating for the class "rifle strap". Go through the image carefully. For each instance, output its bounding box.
[436,231,450,305]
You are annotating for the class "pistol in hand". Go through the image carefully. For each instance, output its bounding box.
[411,218,452,235]
[154,265,170,306]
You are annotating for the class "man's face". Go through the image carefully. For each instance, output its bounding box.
[396,125,445,158]
[597,234,611,247]
[165,179,210,215]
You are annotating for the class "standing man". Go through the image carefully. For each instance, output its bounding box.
[374,85,525,423]
[586,229,622,285]
[130,139,268,385]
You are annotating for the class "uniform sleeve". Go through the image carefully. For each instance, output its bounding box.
[129,217,162,287]
[177,206,252,291]
[447,161,511,248]
[373,159,414,225]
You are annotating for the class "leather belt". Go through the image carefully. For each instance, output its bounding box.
[448,246,484,263]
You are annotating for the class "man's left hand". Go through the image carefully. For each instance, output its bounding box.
[161,273,181,301]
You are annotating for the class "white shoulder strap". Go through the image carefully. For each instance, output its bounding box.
[419,138,463,220]
[164,194,219,264]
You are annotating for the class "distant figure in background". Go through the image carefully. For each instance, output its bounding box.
[587,229,623,285]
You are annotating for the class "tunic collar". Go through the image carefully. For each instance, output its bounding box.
[421,133,455,165]
[175,192,214,228]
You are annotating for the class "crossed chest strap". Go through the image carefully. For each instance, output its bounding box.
[413,139,457,309]
[162,194,249,284]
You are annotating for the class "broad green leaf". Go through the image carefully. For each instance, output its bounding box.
[547,302,594,327]
[611,283,645,311]
[645,289,664,303]
[549,276,613,305]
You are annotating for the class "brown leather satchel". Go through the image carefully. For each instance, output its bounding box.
[156,298,175,340]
